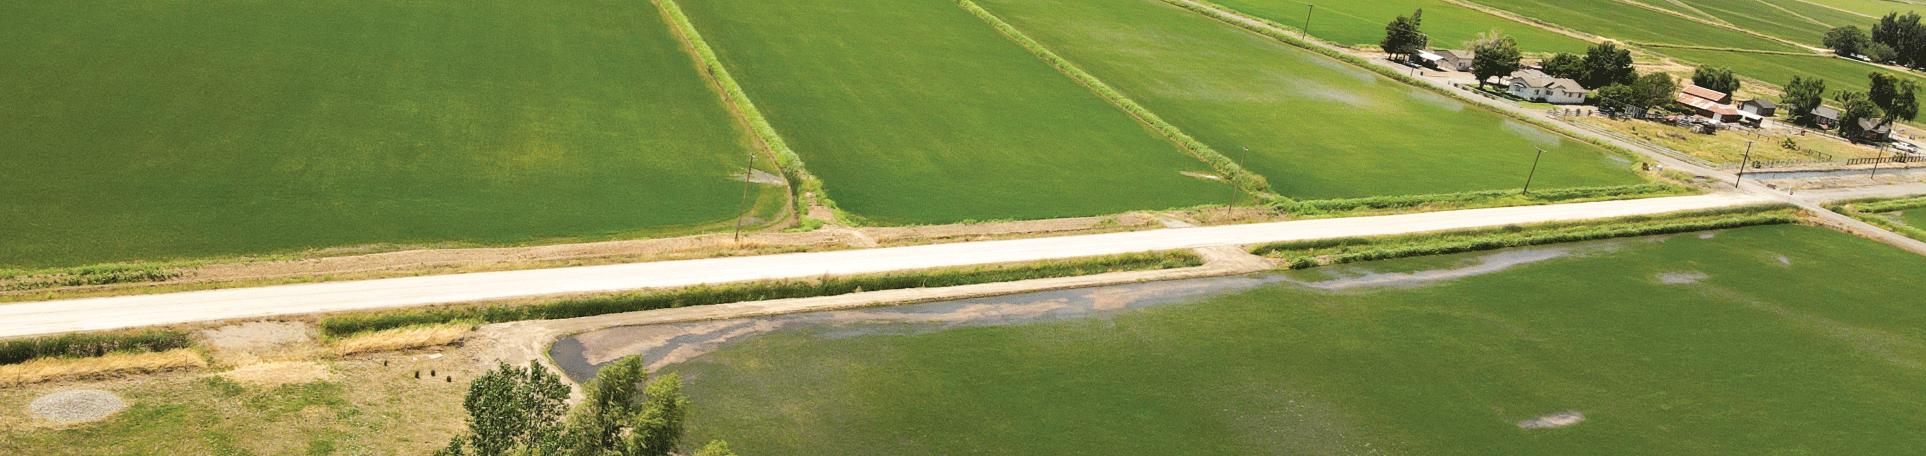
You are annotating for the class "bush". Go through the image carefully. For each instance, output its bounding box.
[0,329,194,365]
[319,251,1204,338]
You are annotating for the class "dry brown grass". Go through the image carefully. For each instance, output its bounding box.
[331,324,469,356]
[0,349,207,385]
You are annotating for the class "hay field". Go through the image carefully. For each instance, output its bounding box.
[0,0,784,268]
[976,0,1641,199]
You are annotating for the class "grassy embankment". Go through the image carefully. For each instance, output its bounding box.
[0,0,788,270]
[975,0,1642,202]
[1252,205,1797,267]
[671,224,1926,455]
[1207,0,1594,53]
[317,251,1205,338]
[1831,195,1926,242]
[676,0,1231,225]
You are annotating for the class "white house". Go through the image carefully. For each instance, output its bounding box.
[1507,69,1587,104]
[1433,49,1475,72]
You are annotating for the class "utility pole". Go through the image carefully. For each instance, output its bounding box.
[1522,147,1545,195]
[1239,147,1251,205]
[735,152,755,242]
[1304,5,1315,39]
[1872,143,1887,178]
[1733,140,1753,188]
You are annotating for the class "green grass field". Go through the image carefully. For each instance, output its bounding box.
[670,224,1926,454]
[0,0,788,268]
[1205,0,1595,54]
[1628,0,1861,45]
[1891,209,1926,227]
[1466,0,1803,51]
[1804,0,1919,18]
[1658,48,1926,95]
[976,0,1641,199]
[676,0,1230,225]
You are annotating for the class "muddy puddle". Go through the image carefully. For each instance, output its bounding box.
[552,240,1634,382]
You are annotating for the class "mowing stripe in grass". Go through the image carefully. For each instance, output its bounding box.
[316,250,1205,338]
[954,0,1273,199]
[651,0,841,222]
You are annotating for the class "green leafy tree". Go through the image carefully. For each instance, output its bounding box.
[1541,53,1585,80]
[1835,90,1885,138]
[436,362,573,456]
[1466,30,1520,87]
[1632,72,1682,108]
[693,441,738,456]
[1691,66,1740,95]
[1380,9,1426,62]
[1869,72,1920,128]
[1825,25,1870,58]
[1872,12,1926,67]
[1867,42,1900,63]
[1594,83,1642,118]
[1580,42,1636,89]
[1783,76,1828,126]
[564,356,690,456]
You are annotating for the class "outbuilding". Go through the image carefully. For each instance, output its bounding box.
[1739,99,1776,117]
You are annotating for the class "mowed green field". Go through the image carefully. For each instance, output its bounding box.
[977,0,1640,199]
[671,225,1926,454]
[1892,209,1926,227]
[1631,0,1861,45]
[0,0,783,268]
[1206,0,1594,54]
[677,0,1229,225]
[1467,0,1801,51]
[1659,48,1926,95]
[1804,0,1920,18]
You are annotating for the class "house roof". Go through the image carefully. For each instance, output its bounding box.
[1859,117,1893,133]
[1509,69,1584,92]
[1814,106,1841,120]
[1435,49,1474,61]
[1742,99,1776,109]
[1676,92,1741,116]
[1416,50,1443,62]
[1680,85,1728,103]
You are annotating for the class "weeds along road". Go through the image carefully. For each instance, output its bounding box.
[0,193,1776,339]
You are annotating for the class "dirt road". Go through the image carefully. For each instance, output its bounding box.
[0,193,1769,339]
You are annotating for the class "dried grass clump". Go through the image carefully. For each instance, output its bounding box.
[330,324,469,356]
[0,348,207,385]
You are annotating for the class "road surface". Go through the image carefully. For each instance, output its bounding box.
[0,193,1769,338]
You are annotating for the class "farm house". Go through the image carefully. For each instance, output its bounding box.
[1506,69,1587,104]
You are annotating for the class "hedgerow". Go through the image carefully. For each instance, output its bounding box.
[317,250,1204,338]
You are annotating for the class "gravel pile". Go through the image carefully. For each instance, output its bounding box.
[28,389,127,425]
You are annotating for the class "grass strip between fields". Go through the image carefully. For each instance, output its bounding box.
[1278,183,1693,216]
[1252,205,1798,268]
[954,0,1273,198]
[651,0,844,222]
[1161,0,1665,191]
[0,329,196,366]
[1633,42,1824,56]
[317,250,1206,338]
[1830,196,1926,243]
[1,264,187,292]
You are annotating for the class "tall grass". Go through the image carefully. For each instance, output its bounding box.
[318,251,1204,338]
[1274,183,1690,216]
[0,348,206,385]
[0,329,195,365]
[0,264,185,291]
[956,0,1273,199]
[652,0,845,223]
[1253,205,1798,268]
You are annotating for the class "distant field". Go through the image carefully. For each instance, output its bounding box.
[1466,0,1803,51]
[1805,0,1921,17]
[672,224,1926,454]
[677,0,1228,225]
[0,0,785,268]
[1628,0,1859,45]
[1206,0,1594,54]
[1658,48,1926,95]
[976,0,1641,199]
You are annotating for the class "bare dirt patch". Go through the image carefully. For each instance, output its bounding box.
[27,389,126,426]
[1657,271,1710,284]
[1517,410,1585,429]
[215,361,331,387]
[200,321,314,363]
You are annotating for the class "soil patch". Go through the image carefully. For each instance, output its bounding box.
[216,361,331,387]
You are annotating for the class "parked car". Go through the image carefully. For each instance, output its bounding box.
[1893,141,1918,154]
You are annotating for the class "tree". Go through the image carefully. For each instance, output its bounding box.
[1631,72,1682,108]
[1691,66,1740,95]
[1466,30,1520,87]
[1835,90,1885,138]
[1825,25,1870,58]
[564,356,691,456]
[1541,53,1585,80]
[436,362,573,456]
[1783,76,1828,126]
[1380,9,1427,62]
[1866,42,1901,63]
[693,441,738,456]
[1594,83,1643,118]
[1579,42,1636,89]
[1872,12,1926,67]
[1869,72,1921,129]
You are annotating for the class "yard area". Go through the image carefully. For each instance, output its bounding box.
[0,0,787,268]
[677,0,1229,225]
[1578,117,1887,163]
[975,0,1641,200]
[669,225,1926,455]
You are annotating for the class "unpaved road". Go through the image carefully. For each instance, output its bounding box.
[0,193,1768,339]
